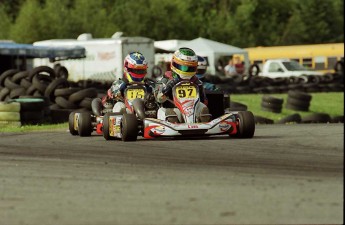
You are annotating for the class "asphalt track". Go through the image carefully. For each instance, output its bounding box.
[0,124,343,225]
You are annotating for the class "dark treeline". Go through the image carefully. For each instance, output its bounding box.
[0,0,343,47]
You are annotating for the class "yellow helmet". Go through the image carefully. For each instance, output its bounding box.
[171,47,198,80]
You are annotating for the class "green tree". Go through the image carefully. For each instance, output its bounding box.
[0,4,12,39]
[9,0,44,43]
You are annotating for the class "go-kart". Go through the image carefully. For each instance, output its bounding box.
[69,83,157,137]
[104,80,255,141]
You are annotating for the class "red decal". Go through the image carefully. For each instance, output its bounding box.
[96,123,103,134]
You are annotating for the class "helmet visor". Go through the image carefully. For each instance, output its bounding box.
[172,62,197,73]
[128,68,147,75]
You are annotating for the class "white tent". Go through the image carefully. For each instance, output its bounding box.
[176,37,249,75]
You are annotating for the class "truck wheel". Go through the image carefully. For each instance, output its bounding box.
[68,112,78,135]
[235,111,255,138]
[121,114,138,142]
[77,112,92,136]
[103,113,117,140]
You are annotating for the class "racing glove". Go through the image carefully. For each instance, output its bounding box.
[162,78,179,95]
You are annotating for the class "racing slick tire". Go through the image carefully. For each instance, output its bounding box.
[69,112,78,136]
[103,112,117,140]
[77,112,92,136]
[121,113,138,142]
[235,111,255,138]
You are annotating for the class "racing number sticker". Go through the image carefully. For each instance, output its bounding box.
[175,86,197,99]
[126,89,145,100]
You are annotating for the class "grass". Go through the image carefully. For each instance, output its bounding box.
[0,122,67,133]
[230,92,344,122]
[0,92,343,132]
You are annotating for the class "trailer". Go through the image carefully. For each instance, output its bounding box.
[33,33,155,82]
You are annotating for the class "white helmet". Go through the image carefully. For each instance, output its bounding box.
[196,55,207,79]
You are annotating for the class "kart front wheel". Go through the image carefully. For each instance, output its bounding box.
[235,111,255,138]
[77,112,92,137]
[121,114,138,142]
[103,113,117,140]
[68,112,78,136]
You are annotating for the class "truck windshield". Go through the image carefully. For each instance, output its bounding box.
[283,61,310,71]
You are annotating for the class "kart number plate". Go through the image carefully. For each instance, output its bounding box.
[126,89,145,100]
[175,86,196,99]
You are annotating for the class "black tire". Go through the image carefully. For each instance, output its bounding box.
[262,95,284,105]
[301,113,331,123]
[0,69,19,87]
[254,115,274,124]
[91,98,103,116]
[285,103,309,112]
[276,113,302,124]
[286,97,310,108]
[55,96,79,109]
[12,71,29,83]
[103,112,117,140]
[32,74,53,93]
[20,111,44,124]
[44,78,70,103]
[54,87,81,97]
[77,112,92,136]
[4,77,21,89]
[28,66,56,81]
[330,115,344,123]
[68,88,98,103]
[261,102,282,113]
[287,90,312,102]
[235,111,255,138]
[0,87,10,101]
[121,113,138,142]
[78,97,92,110]
[68,112,78,135]
[55,66,69,79]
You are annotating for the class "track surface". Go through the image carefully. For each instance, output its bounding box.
[0,124,343,225]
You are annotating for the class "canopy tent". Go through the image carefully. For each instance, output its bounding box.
[0,42,86,74]
[0,42,86,60]
[176,37,249,75]
[154,39,188,53]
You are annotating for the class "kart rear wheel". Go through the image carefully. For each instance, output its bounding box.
[77,112,92,137]
[68,112,78,135]
[103,113,117,140]
[121,114,138,142]
[235,111,255,138]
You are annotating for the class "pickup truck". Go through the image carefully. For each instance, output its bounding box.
[257,59,323,78]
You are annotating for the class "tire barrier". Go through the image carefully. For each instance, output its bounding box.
[276,113,302,124]
[301,113,331,123]
[285,90,312,112]
[0,67,108,124]
[254,115,274,124]
[208,66,343,94]
[0,102,21,127]
[261,95,284,113]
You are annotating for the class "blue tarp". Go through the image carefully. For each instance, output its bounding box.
[0,42,86,60]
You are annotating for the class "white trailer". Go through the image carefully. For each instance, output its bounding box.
[33,33,155,82]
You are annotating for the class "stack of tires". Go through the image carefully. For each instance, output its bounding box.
[0,66,100,124]
[286,90,312,112]
[10,97,50,125]
[261,95,284,113]
[0,102,21,127]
